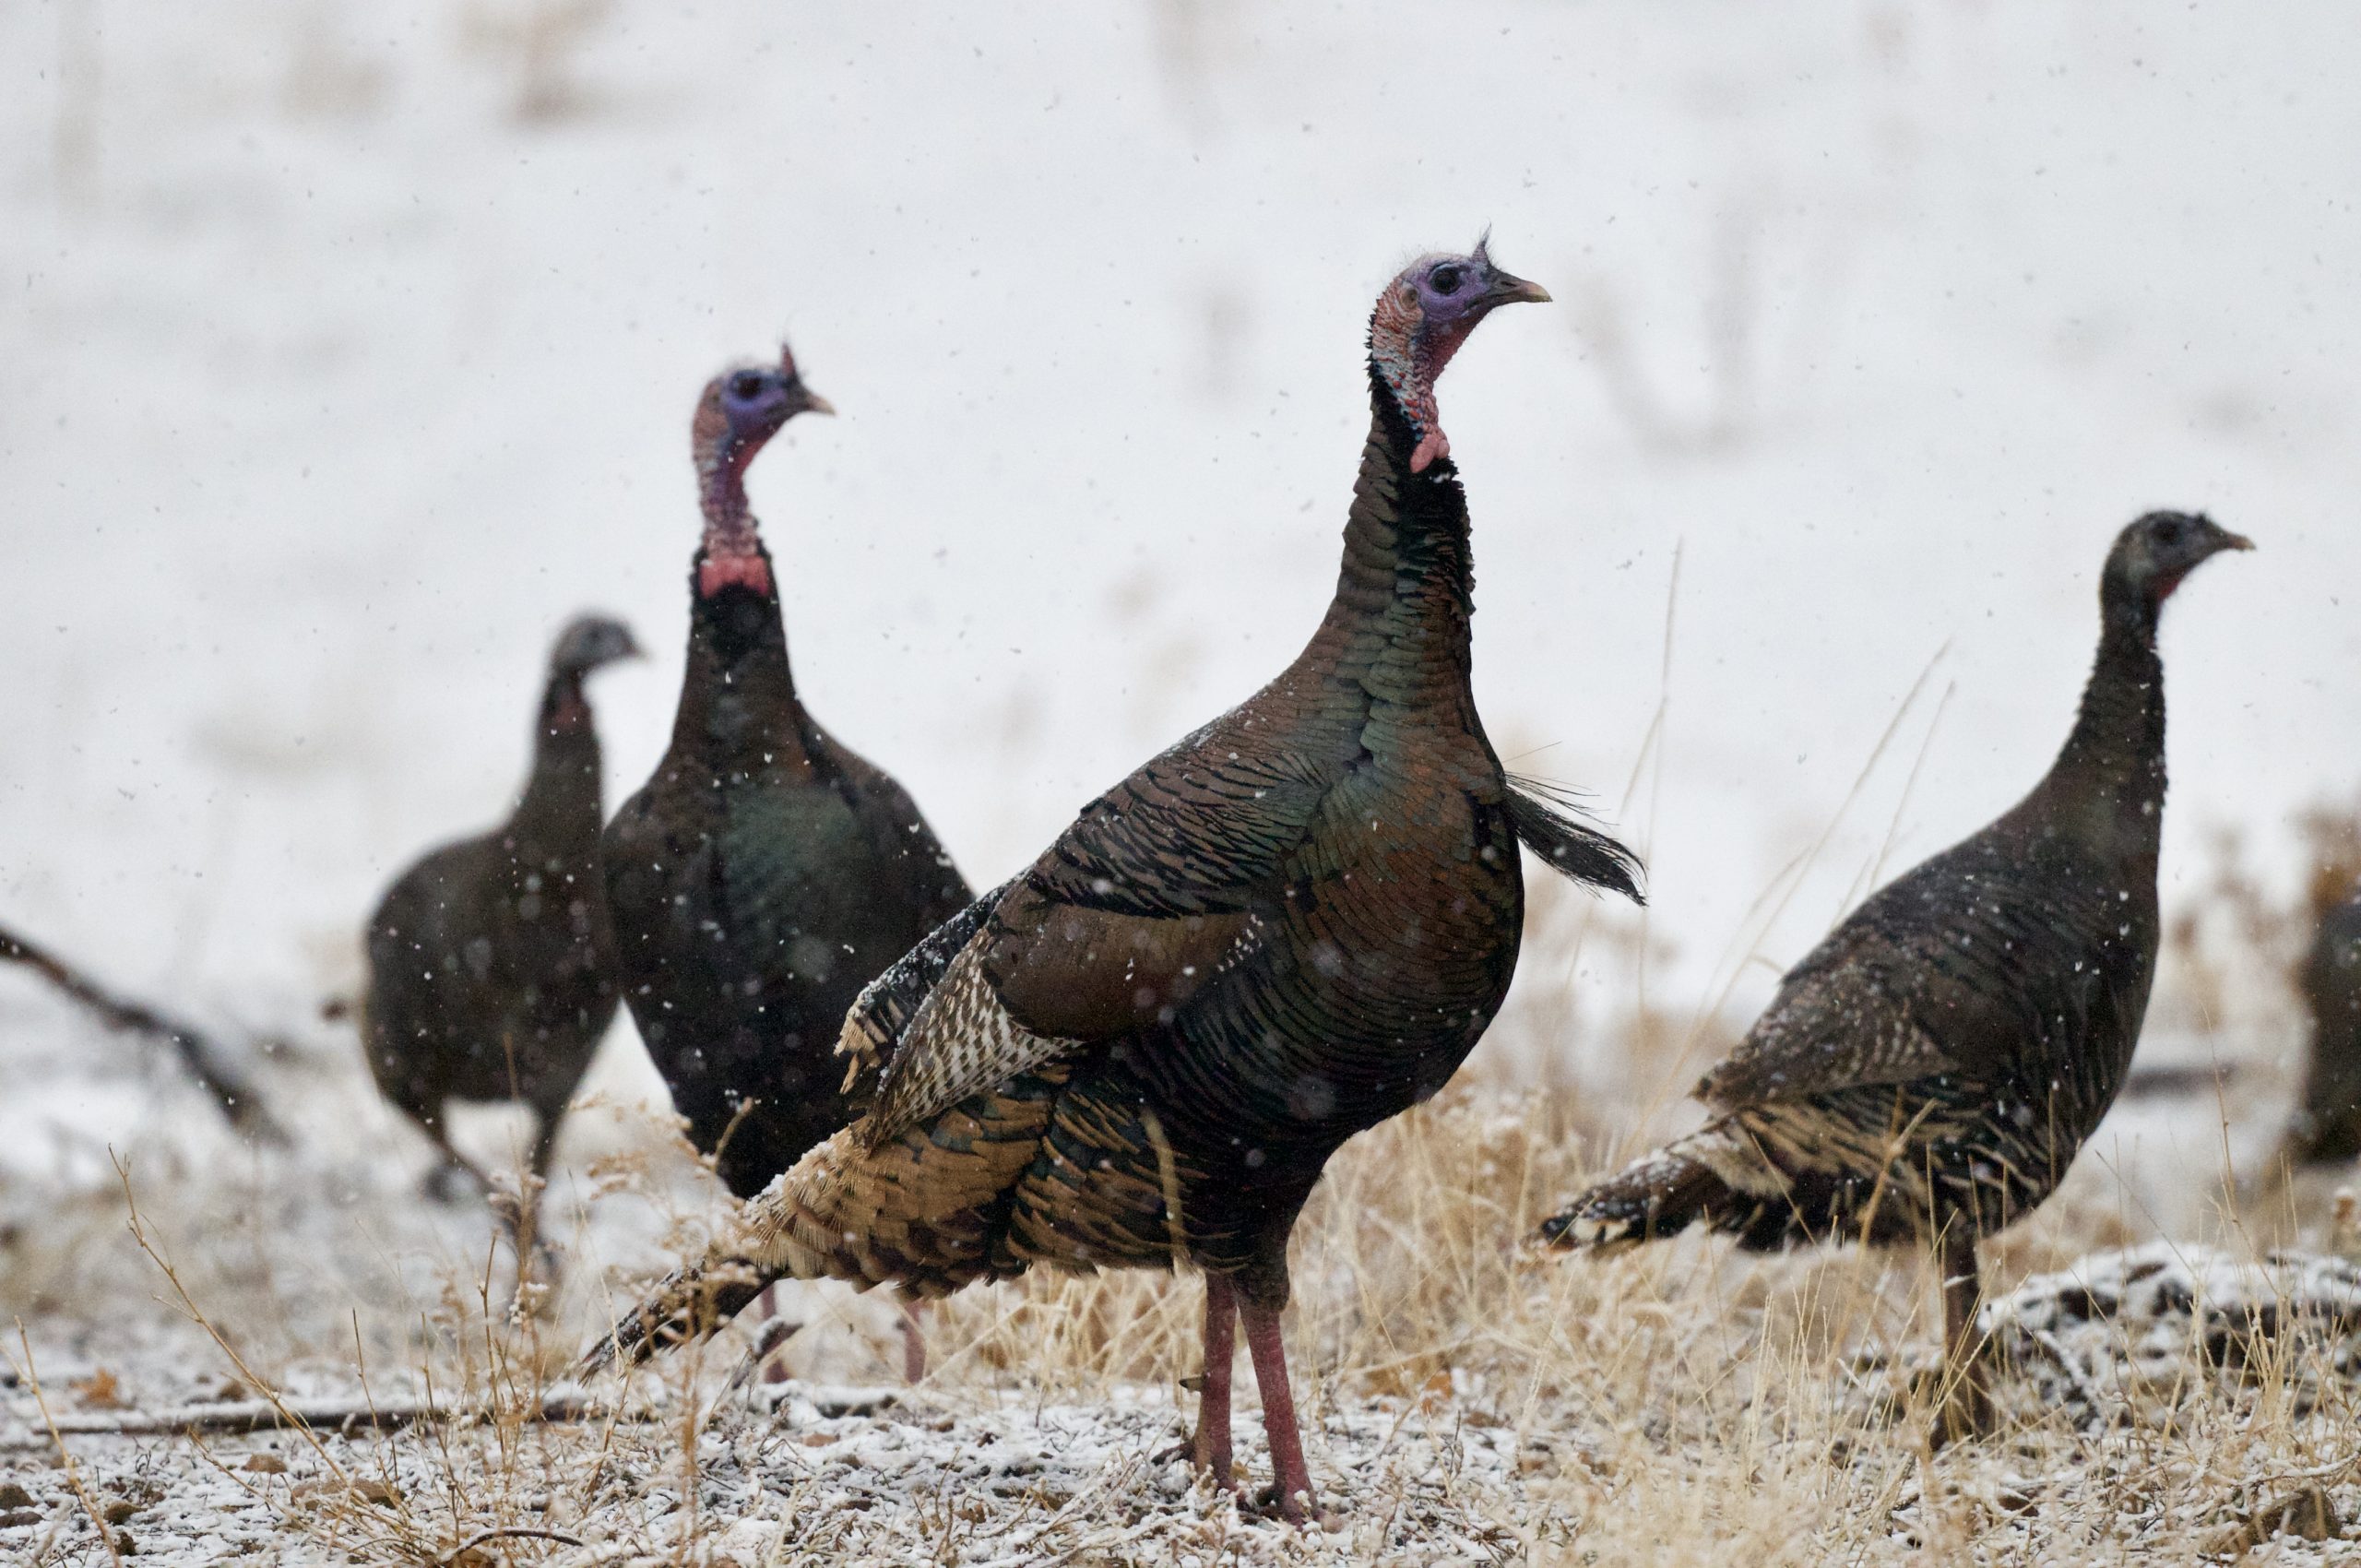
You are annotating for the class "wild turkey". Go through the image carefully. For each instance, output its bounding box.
[582,241,1642,1521]
[1540,511,2251,1439]
[2280,887,2361,1166]
[364,612,641,1255]
[603,341,973,1201]
[603,345,971,1381]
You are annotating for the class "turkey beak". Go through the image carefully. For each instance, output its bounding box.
[1478,269,1552,309]
[793,385,836,418]
[619,630,647,660]
[2216,530,2256,553]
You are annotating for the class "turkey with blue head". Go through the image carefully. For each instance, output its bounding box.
[582,242,1641,1521]
[601,343,973,1301]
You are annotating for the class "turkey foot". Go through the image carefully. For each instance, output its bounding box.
[1169,1276,1238,1487]
[1240,1296,1314,1523]
[752,1285,801,1385]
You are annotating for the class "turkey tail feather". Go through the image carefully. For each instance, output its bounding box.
[580,1081,1051,1378]
[1504,778,1643,905]
[1538,1146,1729,1251]
[836,876,1016,1107]
[575,1260,771,1377]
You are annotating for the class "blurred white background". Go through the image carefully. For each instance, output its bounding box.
[0,1,2352,1146]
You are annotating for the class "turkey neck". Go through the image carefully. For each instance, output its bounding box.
[511,671,605,851]
[1294,365,1478,710]
[665,565,818,781]
[2017,578,2167,870]
[669,410,820,778]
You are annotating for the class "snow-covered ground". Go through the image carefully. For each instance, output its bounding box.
[4,0,2355,1075]
[5,2,2361,1560]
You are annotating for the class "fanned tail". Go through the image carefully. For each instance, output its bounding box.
[1504,777,1643,905]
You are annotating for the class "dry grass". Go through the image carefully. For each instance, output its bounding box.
[8,1027,2361,1562]
[8,805,2361,1561]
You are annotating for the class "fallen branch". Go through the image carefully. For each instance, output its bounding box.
[2118,1062,2243,1101]
[0,919,287,1143]
[4,1392,605,1445]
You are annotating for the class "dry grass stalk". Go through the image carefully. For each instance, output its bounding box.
[8,1326,126,1567]
[11,1075,2361,1562]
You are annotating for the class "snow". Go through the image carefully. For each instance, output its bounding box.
[1982,1241,2361,1426]
[3,0,2355,1066]
[0,1378,1551,1565]
[6,0,2361,1559]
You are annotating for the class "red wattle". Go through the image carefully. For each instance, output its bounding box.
[699,553,775,598]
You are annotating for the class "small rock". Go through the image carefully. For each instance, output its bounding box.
[354,1479,400,1507]
[114,1529,136,1555]
[0,1483,32,1509]
[0,1509,41,1529]
[243,1454,288,1475]
[102,1499,137,1524]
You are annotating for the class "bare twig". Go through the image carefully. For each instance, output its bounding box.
[2119,1063,2246,1100]
[0,919,286,1142]
[1857,679,1957,900]
[13,1324,126,1567]
[8,1393,602,1444]
[113,1154,357,1485]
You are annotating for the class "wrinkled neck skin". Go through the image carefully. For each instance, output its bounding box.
[668,419,816,778]
[1368,291,1476,475]
[696,428,776,599]
[510,671,606,856]
[2020,578,2167,867]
